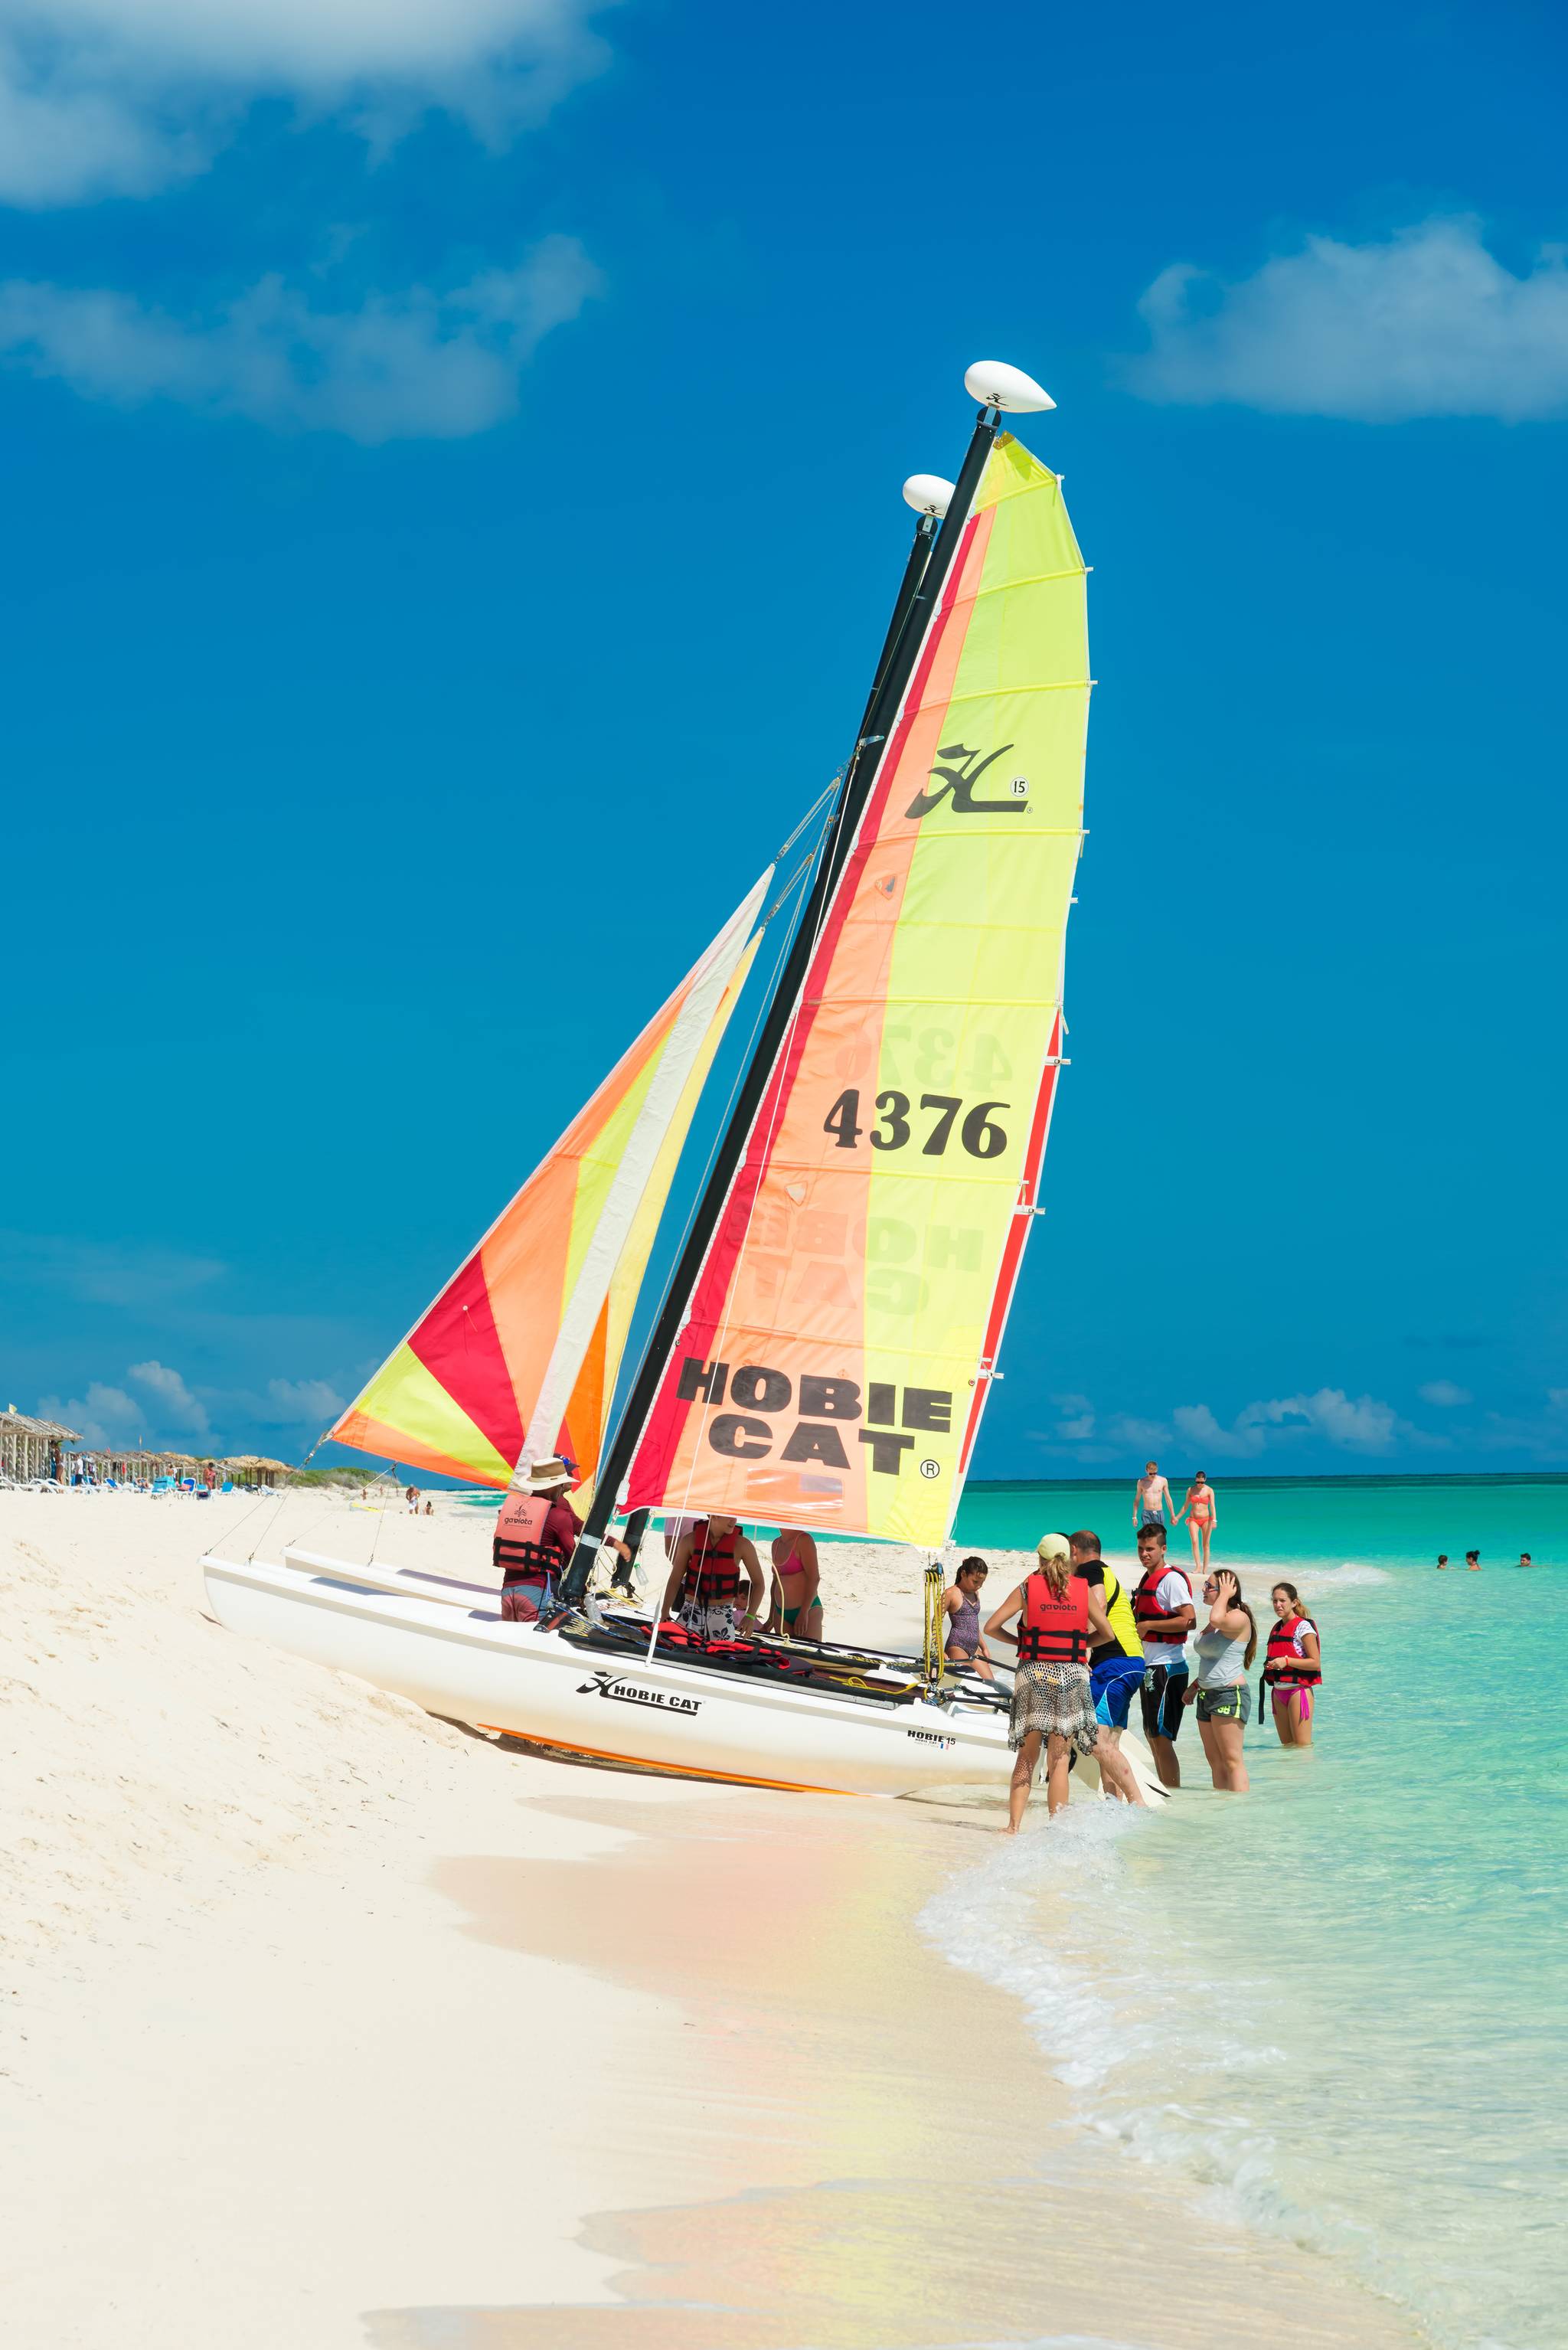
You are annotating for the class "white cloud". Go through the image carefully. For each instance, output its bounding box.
[1129,216,1568,423]
[1171,1402,1262,1460]
[128,1357,209,1433]
[0,237,598,438]
[1419,1380,1472,1408]
[263,1376,344,1423]
[37,1381,141,1446]
[1174,1387,1403,1458]
[0,0,610,204]
[1108,1414,1171,1452]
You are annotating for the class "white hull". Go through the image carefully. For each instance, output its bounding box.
[202,1550,1168,1805]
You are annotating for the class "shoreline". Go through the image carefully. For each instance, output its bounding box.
[2,1491,1431,2348]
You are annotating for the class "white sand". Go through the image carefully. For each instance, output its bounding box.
[1,1489,1426,2349]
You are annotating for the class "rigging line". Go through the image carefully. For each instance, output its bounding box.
[247,1475,295,1564]
[758,857,814,933]
[668,662,937,1518]
[655,773,854,1548]
[594,854,808,1466]
[205,1482,276,1557]
[770,776,841,865]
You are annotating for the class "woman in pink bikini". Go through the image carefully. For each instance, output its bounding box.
[1176,1470,1217,1575]
[769,1528,822,1641]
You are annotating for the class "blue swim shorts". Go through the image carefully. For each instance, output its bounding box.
[1090,1653,1147,1731]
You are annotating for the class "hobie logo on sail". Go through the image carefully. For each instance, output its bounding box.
[676,1358,950,1479]
[578,1671,700,1717]
[905,741,1029,820]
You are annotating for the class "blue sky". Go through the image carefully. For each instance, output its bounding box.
[4,0,1565,1478]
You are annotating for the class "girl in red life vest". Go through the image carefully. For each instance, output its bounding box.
[1265,1581,1321,1747]
[985,1534,1145,1830]
[660,1514,767,1642]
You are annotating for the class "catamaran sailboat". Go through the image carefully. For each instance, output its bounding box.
[205,361,1165,1804]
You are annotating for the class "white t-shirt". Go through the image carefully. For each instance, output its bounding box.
[1140,1567,1194,1666]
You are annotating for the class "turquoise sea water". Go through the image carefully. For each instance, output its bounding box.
[925,1476,1568,2350]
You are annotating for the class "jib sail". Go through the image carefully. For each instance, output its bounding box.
[329,875,768,1491]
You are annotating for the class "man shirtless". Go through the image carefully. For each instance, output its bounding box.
[1134,1461,1173,1531]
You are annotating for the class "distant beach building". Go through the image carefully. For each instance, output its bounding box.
[2,1406,80,1484]
[221,1455,292,1489]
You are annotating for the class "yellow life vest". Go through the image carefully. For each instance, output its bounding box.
[1101,1566,1142,1659]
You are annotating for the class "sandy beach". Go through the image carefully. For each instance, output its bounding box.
[2,1489,1430,2348]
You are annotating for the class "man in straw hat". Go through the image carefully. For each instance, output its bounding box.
[494,1456,581,1623]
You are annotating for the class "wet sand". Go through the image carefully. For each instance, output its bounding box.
[369,1779,1430,2350]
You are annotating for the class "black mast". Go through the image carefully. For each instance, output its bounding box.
[561,408,1000,1604]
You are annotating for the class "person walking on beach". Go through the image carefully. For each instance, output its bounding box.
[1068,1530,1145,1754]
[769,1528,822,1640]
[1184,1567,1257,1793]
[1175,1470,1217,1574]
[1134,1461,1173,1530]
[942,1557,994,1678]
[663,1515,767,1642]
[493,1457,580,1623]
[1132,1521,1196,1788]
[985,1534,1144,1829]
[1263,1581,1321,1746]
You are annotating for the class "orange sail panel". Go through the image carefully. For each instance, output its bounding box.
[330,878,769,1489]
[626,434,1088,1544]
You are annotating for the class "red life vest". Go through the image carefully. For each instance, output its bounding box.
[679,1521,743,1611]
[1264,1614,1321,1686]
[1133,1560,1191,1636]
[493,1492,571,1580]
[1015,1571,1091,1665]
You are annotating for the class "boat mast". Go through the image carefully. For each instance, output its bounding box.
[561,373,1046,1604]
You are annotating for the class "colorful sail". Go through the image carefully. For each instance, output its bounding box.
[626,433,1088,1544]
[330,874,770,1489]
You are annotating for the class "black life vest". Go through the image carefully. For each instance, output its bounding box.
[1264,1613,1321,1686]
[1015,1571,1090,1665]
[1133,1560,1191,1637]
[679,1521,742,1611]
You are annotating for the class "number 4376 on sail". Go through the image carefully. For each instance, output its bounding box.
[822,1090,1010,1159]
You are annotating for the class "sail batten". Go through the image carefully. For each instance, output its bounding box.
[622,433,1089,1544]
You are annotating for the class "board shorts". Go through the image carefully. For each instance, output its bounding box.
[677,1599,743,1642]
[1195,1682,1253,1724]
[1141,1662,1189,1742]
[1090,1653,1147,1731]
[500,1570,556,1623]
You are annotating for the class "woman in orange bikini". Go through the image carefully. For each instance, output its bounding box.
[1176,1470,1217,1575]
[769,1528,822,1641]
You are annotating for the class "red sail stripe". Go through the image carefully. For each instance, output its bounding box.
[628,507,991,1506]
[958,1012,1063,1472]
